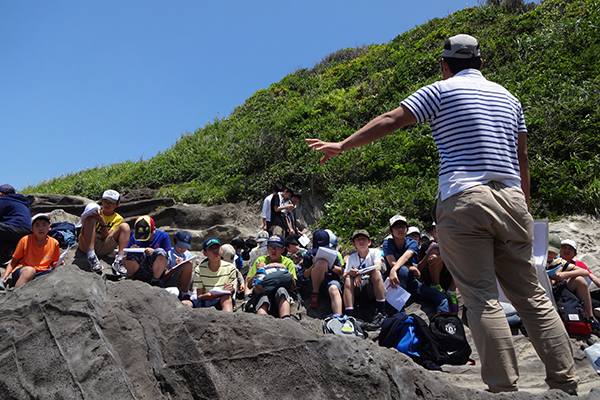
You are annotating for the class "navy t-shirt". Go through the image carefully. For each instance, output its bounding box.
[382,236,419,270]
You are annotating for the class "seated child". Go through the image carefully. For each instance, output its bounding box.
[124,216,171,286]
[343,229,386,326]
[418,241,459,313]
[221,243,245,297]
[547,234,599,332]
[246,234,297,319]
[183,237,236,311]
[162,230,195,300]
[2,214,61,288]
[303,229,344,315]
[78,190,131,274]
[384,215,448,314]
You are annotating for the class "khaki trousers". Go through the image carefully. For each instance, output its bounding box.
[436,181,578,393]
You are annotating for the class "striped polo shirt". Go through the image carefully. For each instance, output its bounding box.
[402,69,527,200]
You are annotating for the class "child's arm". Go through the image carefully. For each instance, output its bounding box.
[2,258,18,282]
[553,266,589,283]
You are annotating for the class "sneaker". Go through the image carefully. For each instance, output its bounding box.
[180,293,191,301]
[431,284,444,293]
[309,293,320,308]
[371,312,385,327]
[111,258,127,275]
[88,254,103,273]
[594,307,600,319]
[448,292,459,313]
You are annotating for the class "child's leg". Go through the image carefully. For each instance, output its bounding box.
[369,269,387,315]
[343,276,355,313]
[328,281,343,315]
[77,215,97,252]
[113,223,131,255]
[219,294,233,312]
[151,253,168,280]
[278,294,290,318]
[14,266,36,288]
[567,276,594,318]
[124,257,140,277]
[311,258,328,294]
[178,262,193,293]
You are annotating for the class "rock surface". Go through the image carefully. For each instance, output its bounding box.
[0,266,595,400]
[2,193,600,398]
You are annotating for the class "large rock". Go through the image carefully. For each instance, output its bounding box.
[0,266,593,399]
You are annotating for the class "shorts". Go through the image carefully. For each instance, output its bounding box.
[12,267,54,282]
[319,272,342,297]
[345,276,376,300]
[126,248,168,283]
[190,298,227,309]
[255,287,291,316]
[94,230,119,256]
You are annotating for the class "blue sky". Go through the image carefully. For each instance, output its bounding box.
[1,0,473,191]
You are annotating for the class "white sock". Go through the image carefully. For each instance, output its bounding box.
[87,250,97,259]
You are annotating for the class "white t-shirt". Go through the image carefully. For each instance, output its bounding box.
[344,248,382,277]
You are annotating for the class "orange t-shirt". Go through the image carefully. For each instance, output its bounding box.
[12,234,60,271]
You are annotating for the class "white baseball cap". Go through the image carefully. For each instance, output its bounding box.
[561,239,578,252]
[102,189,120,203]
[407,226,420,236]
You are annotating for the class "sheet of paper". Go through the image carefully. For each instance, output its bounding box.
[298,234,310,247]
[384,277,411,311]
[314,246,338,269]
[169,255,201,270]
[124,248,146,253]
[57,245,71,266]
[357,265,380,275]
[209,289,231,295]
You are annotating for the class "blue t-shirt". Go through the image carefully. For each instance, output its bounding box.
[127,230,172,252]
[382,237,419,270]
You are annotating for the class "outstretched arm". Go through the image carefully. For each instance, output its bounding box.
[306,105,417,163]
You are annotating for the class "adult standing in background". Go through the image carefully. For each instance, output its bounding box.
[0,184,32,266]
[306,34,578,394]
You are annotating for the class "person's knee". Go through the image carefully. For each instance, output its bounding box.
[370,269,382,282]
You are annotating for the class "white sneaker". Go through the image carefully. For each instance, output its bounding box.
[594,307,600,319]
[88,254,103,273]
[112,258,127,275]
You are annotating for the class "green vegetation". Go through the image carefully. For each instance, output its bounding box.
[27,0,600,240]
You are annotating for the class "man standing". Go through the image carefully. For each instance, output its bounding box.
[0,184,32,265]
[306,34,577,394]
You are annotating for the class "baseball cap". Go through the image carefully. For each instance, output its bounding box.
[351,229,370,241]
[389,215,408,228]
[174,230,192,250]
[221,244,235,263]
[231,237,246,250]
[561,239,578,252]
[256,231,269,243]
[203,237,221,251]
[407,226,420,236]
[325,229,338,247]
[102,189,120,203]
[267,234,285,248]
[134,216,155,241]
[31,213,51,225]
[0,184,16,194]
[313,229,330,248]
[442,34,481,59]
[548,234,561,254]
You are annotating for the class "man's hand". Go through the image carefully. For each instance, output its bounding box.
[305,139,343,164]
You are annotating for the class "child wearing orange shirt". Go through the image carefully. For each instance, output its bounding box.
[2,213,61,288]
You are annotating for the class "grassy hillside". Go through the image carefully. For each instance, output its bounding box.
[27,0,600,239]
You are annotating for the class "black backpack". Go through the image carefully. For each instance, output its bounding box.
[429,313,472,365]
[553,283,592,338]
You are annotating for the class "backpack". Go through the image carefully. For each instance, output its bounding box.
[252,266,294,295]
[380,313,444,370]
[49,222,78,247]
[429,313,472,365]
[323,314,365,339]
[553,283,592,338]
